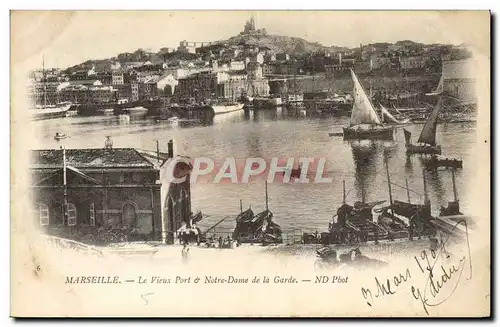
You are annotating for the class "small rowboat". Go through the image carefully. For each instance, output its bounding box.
[54,132,68,140]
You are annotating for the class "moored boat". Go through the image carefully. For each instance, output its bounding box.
[31,103,72,121]
[211,102,244,115]
[421,155,463,170]
[54,132,68,140]
[380,104,411,125]
[342,69,394,140]
[65,109,78,117]
[404,97,443,155]
[425,74,444,97]
[232,182,282,244]
[97,108,114,116]
[252,97,283,109]
[123,106,148,115]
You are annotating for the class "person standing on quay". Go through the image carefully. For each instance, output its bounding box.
[181,243,190,264]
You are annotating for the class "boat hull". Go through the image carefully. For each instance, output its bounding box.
[343,126,394,140]
[211,103,244,115]
[406,144,442,155]
[31,104,72,121]
[422,156,463,170]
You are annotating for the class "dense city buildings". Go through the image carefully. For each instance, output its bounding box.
[27,16,474,108]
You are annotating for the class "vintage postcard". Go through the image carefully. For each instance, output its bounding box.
[10,10,491,317]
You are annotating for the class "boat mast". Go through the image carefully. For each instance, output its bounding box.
[156,140,160,163]
[61,146,68,225]
[406,178,411,204]
[42,56,47,107]
[422,169,430,206]
[342,180,346,204]
[451,169,458,203]
[384,154,394,217]
[369,75,372,100]
[265,180,269,211]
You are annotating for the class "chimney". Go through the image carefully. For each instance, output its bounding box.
[167,140,174,158]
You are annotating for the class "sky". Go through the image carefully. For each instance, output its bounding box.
[11,11,490,70]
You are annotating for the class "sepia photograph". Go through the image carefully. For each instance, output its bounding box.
[9,10,491,317]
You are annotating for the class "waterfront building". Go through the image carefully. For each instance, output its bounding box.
[68,71,90,81]
[275,61,300,75]
[131,83,139,102]
[30,142,163,240]
[368,53,390,70]
[112,70,125,85]
[247,61,263,79]
[442,58,476,104]
[176,71,219,100]
[254,52,265,65]
[262,63,278,76]
[163,67,187,79]
[57,80,116,104]
[27,81,60,106]
[276,53,290,61]
[229,60,245,71]
[399,55,426,70]
[264,53,277,63]
[158,141,193,244]
[31,139,195,244]
[247,79,270,97]
[138,81,159,100]
[157,74,179,96]
[95,71,113,85]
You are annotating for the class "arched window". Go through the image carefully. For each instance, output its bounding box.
[122,202,137,228]
[166,197,175,234]
[67,203,77,226]
[36,203,49,226]
[180,188,188,223]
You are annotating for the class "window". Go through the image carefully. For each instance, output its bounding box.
[89,203,95,226]
[122,202,137,227]
[36,203,49,226]
[67,203,77,226]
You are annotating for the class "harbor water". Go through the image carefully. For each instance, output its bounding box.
[31,107,478,234]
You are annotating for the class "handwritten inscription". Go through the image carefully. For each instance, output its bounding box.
[360,219,472,315]
[361,268,411,306]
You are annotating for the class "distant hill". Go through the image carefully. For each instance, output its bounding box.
[63,31,456,74]
[218,32,350,55]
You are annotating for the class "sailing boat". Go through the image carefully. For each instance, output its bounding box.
[380,104,410,125]
[30,57,72,120]
[232,182,282,244]
[425,74,444,96]
[343,69,394,140]
[404,97,443,155]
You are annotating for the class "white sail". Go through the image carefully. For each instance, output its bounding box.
[435,75,444,94]
[426,75,444,96]
[380,104,400,124]
[349,69,381,126]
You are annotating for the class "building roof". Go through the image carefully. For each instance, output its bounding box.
[30,148,155,169]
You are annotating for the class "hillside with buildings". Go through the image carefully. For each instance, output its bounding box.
[29,15,476,111]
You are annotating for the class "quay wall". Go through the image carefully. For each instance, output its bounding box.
[272,74,441,95]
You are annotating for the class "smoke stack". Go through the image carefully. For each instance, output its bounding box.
[167,140,174,158]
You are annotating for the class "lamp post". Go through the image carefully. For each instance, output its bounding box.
[61,145,69,237]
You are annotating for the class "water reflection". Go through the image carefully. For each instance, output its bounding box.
[424,167,445,205]
[350,140,380,202]
[213,110,246,125]
[31,109,475,231]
